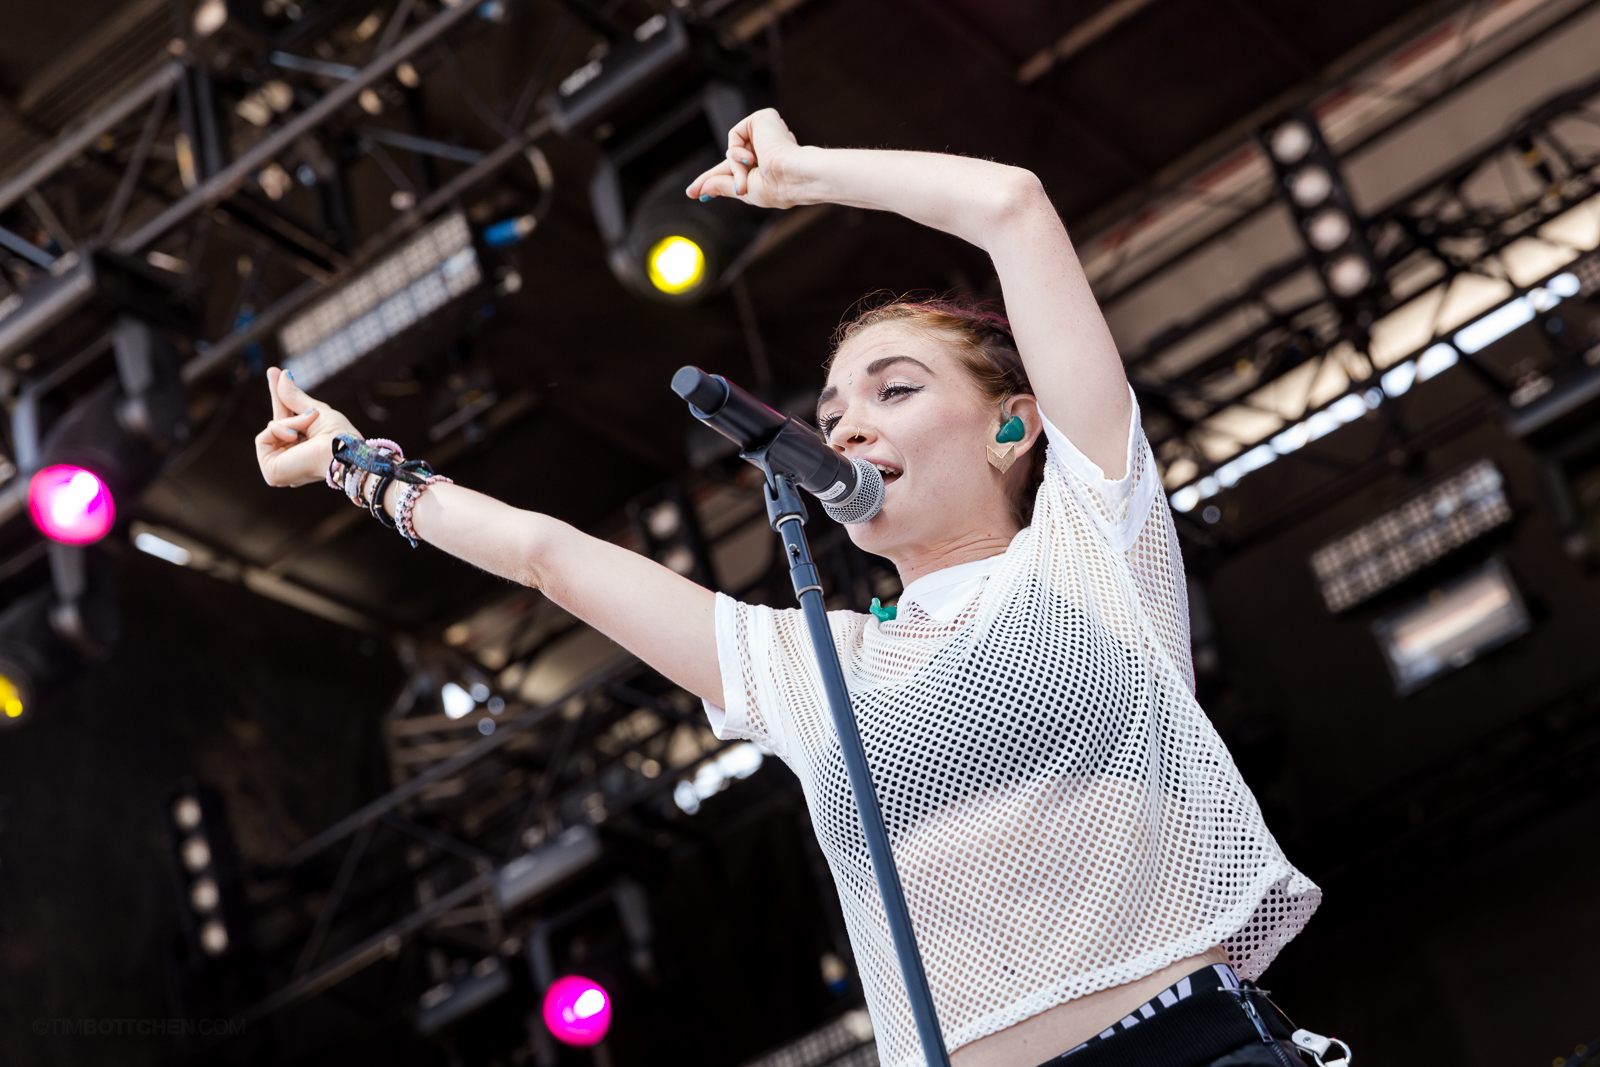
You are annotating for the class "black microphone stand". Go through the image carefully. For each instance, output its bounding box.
[742,440,952,1067]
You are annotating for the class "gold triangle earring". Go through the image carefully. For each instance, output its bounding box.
[986,442,1018,473]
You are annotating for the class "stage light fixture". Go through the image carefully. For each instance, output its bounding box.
[0,673,24,723]
[193,0,227,37]
[593,137,765,304]
[1260,112,1384,307]
[1372,557,1529,694]
[199,919,230,956]
[1,303,182,721]
[13,315,189,553]
[1307,209,1351,251]
[190,877,220,912]
[1288,167,1332,208]
[542,975,611,1046]
[134,530,192,565]
[441,681,476,719]
[1309,459,1511,613]
[27,465,115,545]
[550,11,773,303]
[172,795,203,831]
[163,782,248,967]
[646,235,706,296]
[1326,254,1373,297]
[1268,121,1313,164]
[279,211,481,391]
[181,835,212,872]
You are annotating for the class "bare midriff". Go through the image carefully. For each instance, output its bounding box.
[950,947,1231,1067]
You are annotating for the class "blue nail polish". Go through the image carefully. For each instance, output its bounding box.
[741,158,750,165]
[285,370,295,381]
[699,193,711,202]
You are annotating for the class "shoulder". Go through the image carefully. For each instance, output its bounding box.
[1037,387,1160,551]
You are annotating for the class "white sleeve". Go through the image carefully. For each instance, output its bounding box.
[699,592,791,759]
[1038,385,1158,552]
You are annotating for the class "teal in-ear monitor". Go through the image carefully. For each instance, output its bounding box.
[996,414,1025,444]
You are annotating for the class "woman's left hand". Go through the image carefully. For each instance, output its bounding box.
[685,108,810,209]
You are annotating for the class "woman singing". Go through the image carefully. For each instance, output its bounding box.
[256,110,1332,1067]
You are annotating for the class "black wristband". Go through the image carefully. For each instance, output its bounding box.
[369,473,398,528]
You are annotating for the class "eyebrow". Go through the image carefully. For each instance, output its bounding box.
[816,356,937,418]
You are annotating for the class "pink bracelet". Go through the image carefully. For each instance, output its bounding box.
[395,475,452,547]
[365,438,405,457]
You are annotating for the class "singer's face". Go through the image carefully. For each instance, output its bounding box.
[819,322,1033,565]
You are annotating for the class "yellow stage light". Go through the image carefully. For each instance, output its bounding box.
[646,236,705,295]
[0,673,22,719]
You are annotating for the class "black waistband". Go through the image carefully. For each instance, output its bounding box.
[1035,968,1298,1067]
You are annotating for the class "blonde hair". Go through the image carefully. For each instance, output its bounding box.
[831,293,1047,524]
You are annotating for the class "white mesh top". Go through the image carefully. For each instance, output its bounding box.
[703,396,1319,1067]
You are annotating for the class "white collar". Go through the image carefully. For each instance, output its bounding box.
[896,554,1005,624]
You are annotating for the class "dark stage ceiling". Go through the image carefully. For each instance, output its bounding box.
[0,0,1454,634]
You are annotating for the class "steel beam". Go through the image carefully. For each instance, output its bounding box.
[0,62,183,217]
[239,869,497,1023]
[113,0,486,257]
[283,655,637,867]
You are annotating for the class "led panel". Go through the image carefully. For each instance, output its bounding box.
[1309,459,1512,613]
[1371,557,1529,695]
[280,212,480,390]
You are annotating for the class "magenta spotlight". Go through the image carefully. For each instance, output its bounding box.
[28,465,115,544]
[541,975,611,1046]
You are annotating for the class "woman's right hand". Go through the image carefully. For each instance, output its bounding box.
[254,367,362,487]
[685,107,811,210]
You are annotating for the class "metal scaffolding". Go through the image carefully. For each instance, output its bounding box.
[1129,70,1600,546]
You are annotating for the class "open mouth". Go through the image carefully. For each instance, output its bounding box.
[871,463,902,485]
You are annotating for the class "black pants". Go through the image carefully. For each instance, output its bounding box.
[1034,966,1309,1067]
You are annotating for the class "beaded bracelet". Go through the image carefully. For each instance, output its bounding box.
[394,475,453,547]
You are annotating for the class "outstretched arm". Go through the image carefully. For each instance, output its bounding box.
[255,368,722,705]
[687,111,1133,478]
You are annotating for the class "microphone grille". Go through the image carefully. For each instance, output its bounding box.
[821,459,884,525]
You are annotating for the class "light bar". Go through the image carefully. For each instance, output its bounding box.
[279,212,480,390]
[1372,557,1529,695]
[1308,459,1511,613]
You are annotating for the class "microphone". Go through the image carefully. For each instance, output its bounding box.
[671,366,883,524]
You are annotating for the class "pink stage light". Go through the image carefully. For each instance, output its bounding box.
[28,465,115,544]
[541,975,611,1046]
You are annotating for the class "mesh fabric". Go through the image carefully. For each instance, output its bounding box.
[707,401,1318,1067]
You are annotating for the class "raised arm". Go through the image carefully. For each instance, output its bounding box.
[687,110,1133,478]
[255,368,722,706]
